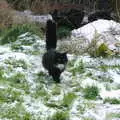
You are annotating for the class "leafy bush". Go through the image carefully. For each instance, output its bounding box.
[0,24,43,45]
[83,85,99,100]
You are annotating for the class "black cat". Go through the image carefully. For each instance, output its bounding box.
[42,20,68,83]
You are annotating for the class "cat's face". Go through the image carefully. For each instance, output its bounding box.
[55,52,68,64]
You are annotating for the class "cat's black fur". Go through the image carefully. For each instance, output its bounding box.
[42,20,68,83]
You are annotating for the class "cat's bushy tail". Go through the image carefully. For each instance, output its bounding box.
[46,20,57,50]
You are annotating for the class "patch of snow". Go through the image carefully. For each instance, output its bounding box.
[100,89,120,99]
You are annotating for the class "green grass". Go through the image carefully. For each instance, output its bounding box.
[4,58,28,69]
[62,92,77,108]
[51,85,61,95]
[69,59,85,76]
[83,85,99,100]
[107,113,120,119]
[0,24,43,45]
[104,98,120,104]
[7,73,30,93]
[49,111,69,120]
[0,102,32,120]
[0,87,23,103]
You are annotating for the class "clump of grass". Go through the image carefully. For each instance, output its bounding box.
[52,85,61,95]
[83,85,99,100]
[7,73,29,94]
[8,73,26,84]
[0,23,43,45]
[62,92,77,108]
[107,113,120,119]
[0,66,5,80]
[104,98,120,104]
[49,111,69,120]
[4,59,28,69]
[87,32,113,57]
[0,102,32,120]
[0,87,23,103]
[96,43,112,57]
[69,59,85,76]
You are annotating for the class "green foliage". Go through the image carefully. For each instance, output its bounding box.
[49,111,69,120]
[104,98,120,104]
[57,26,71,39]
[62,92,77,108]
[83,85,99,100]
[0,24,43,45]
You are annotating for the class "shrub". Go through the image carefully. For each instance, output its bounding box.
[0,24,43,45]
[83,85,99,100]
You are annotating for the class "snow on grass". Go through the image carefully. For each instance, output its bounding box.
[0,20,120,120]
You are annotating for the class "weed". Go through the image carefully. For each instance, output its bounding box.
[83,85,99,100]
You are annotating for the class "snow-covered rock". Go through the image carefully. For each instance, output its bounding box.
[72,19,120,51]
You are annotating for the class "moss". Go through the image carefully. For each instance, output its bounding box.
[83,85,99,100]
